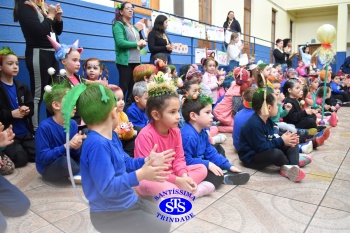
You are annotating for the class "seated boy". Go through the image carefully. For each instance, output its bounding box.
[35,82,86,183]
[126,81,149,133]
[0,47,35,167]
[181,94,250,189]
[232,87,257,150]
[61,83,172,232]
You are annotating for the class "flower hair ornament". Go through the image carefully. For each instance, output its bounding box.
[115,2,122,9]
[148,71,178,97]
[188,93,213,105]
[47,36,83,62]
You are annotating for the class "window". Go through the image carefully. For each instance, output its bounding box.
[174,0,184,16]
[290,20,293,40]
[199,0,211,24]
[244,0,251,54]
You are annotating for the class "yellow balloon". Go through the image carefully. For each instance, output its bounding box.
[316,24,336,44]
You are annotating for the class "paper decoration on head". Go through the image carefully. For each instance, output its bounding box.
[0,46,16,57]
[319,69,331,81]
[233,67,249,86]
[259,73,269,116]
[47,36,83,62]
[148,71,178,97]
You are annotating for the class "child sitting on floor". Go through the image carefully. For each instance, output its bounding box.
[181,94,250,189]
[134,72,213,199]
[109,85,135,158]
[36,81,86,183]
[61,82,172,232]
[238,85,311,182]
[126,81,149,133]
[0,47,35,168]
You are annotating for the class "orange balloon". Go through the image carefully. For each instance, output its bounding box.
[319,70,331,81]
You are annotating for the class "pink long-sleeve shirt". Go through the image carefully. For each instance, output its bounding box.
[202,72,219,103]
[134,123,188,183]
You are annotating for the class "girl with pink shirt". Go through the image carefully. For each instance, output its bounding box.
[201,58,223,104]
[135,72,214,198]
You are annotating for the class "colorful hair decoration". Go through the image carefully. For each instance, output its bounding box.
[47,36,83,62]
[0,47,16,65]
[258,73,269,116]
[186,68,202,81]
[233,67,249,86]
[43,80,72,113]
[115,2,122,9]
[216,69,227,78]
[147,71,177,97]
[133,64,156,82]
[189,93,213,105]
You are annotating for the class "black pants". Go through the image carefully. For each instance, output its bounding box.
[204,171,224,189]
[294,114,317,129]
[116,63,139,101]
[121,136,136,158]
[243,146,299,170]
[3,132,35,168]
[332,92,350,102]
[0,175,30,232]
[25,48,59,130]
[42,156,80,182]
[90,198,170,233]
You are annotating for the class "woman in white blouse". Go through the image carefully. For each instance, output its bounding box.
[227,32,244,72]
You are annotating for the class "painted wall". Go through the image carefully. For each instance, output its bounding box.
[159,0,174,15]
[183,0,199,21]
[211,0,244,29]
[275,0,350,10]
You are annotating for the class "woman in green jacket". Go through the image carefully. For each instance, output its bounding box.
[112,2,146,100]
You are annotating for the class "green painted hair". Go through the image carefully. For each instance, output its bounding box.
[168,64,176,73]
[43,81,71,113]
[182,94,213,123]
[62,82,116,132]
[76,83,116,125]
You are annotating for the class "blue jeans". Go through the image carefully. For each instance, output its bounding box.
[227,60,239,73]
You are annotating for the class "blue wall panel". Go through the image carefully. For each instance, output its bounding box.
[254,44,271,64]
[336,52,346,72]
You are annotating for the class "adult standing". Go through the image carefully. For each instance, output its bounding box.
[283,38,298,68]
[273,39,288,71]
[223,11,241,34]
[14,0,63,131]
[112,2,146,101]
[147,14,172,64]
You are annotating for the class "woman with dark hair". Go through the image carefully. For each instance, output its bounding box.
[283,38,298,68]
[13,0,63,130]
[273,39,288,71]
[147,14,172,64]
[223,11,241,33]
[299,43,313,66]
[112,1,147,100]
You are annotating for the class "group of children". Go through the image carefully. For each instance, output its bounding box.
[1,33,348,231]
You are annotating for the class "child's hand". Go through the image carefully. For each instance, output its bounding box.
[281,131,299,147]
[305,108,317,115]
[148,144,175,166]
[284,103,292,112]
[277,93,285,103]
[230,166,242,173]
[69,131,87,150]
[19,106,30,116]
[11,109,25,118]
[126,121,133,131]
[175,175,197,194]
[208,162,224,176]
[0,124,15,147]
[137,158,170,182]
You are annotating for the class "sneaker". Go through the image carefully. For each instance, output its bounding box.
[297,129,309,137]
[280,165,305,182]
[311,134,325,149]
[194,181,215,198]
[212,134,227,144]
[299,141,313,154]
[316,125,326,132]
[299,154,312,167]
[68,175,82,185]
[223,171,250,185]
[328,112,337,127]
[315,127,330,141]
